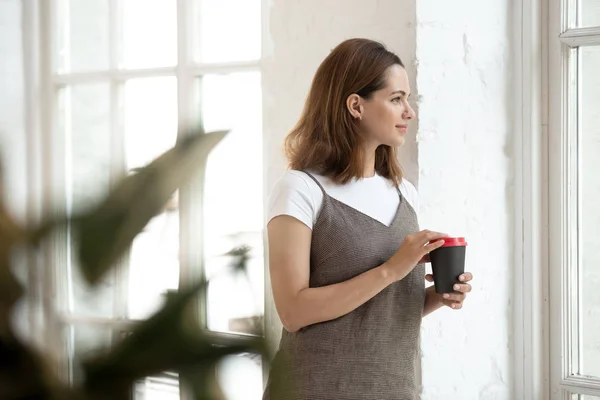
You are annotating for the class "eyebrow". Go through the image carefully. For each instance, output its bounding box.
[391,90,410,97]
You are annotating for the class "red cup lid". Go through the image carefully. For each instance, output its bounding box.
[440,237,467,247]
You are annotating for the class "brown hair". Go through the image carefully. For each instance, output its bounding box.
[285,38,405,186]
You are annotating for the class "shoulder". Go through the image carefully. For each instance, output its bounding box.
[399,178,420,214]
[271,170,323,200]
[266,170,324,229]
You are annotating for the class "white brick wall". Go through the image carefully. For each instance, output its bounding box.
[416,0,513,398]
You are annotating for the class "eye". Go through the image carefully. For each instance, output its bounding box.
[392,97,402,103]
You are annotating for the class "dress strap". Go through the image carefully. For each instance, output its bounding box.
[301,171,327,196]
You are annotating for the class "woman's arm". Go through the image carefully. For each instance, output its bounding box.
[268,215,395,333]
[423,286,443,316]
[268,215,446,333]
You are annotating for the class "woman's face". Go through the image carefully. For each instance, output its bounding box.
[352,64,416,148]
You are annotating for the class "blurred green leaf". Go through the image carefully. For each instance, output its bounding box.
[224,245,252,275]
[0,331,69,400]
[0,207,25,246]
[76,130,228,285]
[0,265,22,339]
[25,215,69,248]
[0,204,25,337]
[0,127,272,400]
[82,279,264,394]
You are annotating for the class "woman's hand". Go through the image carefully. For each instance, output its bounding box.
[383,230,448,282]
[425,272,473,310]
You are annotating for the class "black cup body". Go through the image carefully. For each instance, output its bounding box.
[429,245,466,294]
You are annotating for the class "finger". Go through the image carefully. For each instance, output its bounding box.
[442,293,466,302]
[424,230,449,242]
[415,230,447,244]
[425,274,434,282]
[423,239,445,254]
[442,300,463,310]
[458,272,473,282]
[452,283,472,293]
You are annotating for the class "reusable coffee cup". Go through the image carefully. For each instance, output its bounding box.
[429,237,467,294]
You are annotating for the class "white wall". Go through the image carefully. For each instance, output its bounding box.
[262,0,419,347]
[263,0,514,399]
[416,0,513,399]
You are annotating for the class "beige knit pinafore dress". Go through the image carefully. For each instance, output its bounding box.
[263,172,425,400]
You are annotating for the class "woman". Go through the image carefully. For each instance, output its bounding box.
[263,38,473,399]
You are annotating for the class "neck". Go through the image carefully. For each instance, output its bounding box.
[363,146,377,178]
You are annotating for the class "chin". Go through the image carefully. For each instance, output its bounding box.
[387,136,406,147]
[375,133,406,148]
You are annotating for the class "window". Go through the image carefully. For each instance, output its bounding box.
[549,0,600,397]
[36,0,264,398]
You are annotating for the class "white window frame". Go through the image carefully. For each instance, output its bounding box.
[549,0,600,399]
[516,0,600,398]
[513,0,549,398]
[22,0,265,396]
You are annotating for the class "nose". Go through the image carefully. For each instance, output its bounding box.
[403,102,416,120]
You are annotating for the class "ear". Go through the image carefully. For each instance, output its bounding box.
[346,93,364,120]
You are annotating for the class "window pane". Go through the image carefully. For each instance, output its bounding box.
[206,239,264,335]
[200,72,263,238]
[194,0,261,63]
[198,72,264,334]
[570,394,600,400]
[581,45,600,378]
[123,0,177,69]
[124,77,178,170]
[124,77,179,319]
[67,83,112,213]
[134,372,180,400]
[57,0,109,72]
[580,0,600,28]
[69,324,113,384]
[216,353,263,400]
[60,83,116,317]
[128,210,180,319]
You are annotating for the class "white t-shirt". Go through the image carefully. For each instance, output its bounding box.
[267,170,419,229]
